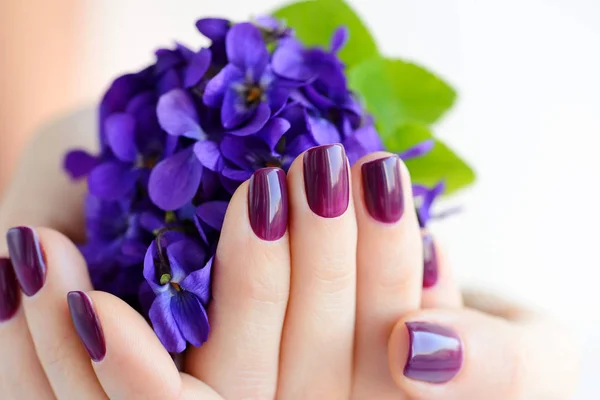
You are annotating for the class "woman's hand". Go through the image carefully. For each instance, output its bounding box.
[0,117,579,399]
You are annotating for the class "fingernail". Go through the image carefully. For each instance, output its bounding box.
[248,167,289,241]
[0,258,20,322]
[303,144,349,218]
[404,321,463,384]
[6,227,46,296]
[67,291,106,362]
[361,155,404,223]
[422,233,438,288]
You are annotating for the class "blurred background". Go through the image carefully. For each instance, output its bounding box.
[1,0,599,397]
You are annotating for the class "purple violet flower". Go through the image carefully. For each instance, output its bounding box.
[80,195,159,296]
[148,89,219,211]
[195,18,231,67]
[342,115,385,164]
[203,23,289,134]
[63,14,449,355]
[399,139,435,160]
[253,16,293,42]
[195,200,228,244]
[144,230,213,352]
[413,181,446,227]
[86,108,178,201]
[196,18,231,42]
[219,118,291,189]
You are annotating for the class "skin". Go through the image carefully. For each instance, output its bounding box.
[0,0,79,193]
[0,114,580,399]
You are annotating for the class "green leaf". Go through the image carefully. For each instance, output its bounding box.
[386,124,475,194]
[272,0,378,68]
[349,56,457,136]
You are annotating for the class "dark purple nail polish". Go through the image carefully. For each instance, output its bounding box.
[0,258,20,322]
[67,291,106,362]
[361,156,404,223]
[303,144,349,218]
[422,233,438,288]
[248,168,289,241]
[404,321,463,384]
[6,227,46,296]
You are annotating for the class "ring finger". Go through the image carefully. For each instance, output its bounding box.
[351,153,423,398]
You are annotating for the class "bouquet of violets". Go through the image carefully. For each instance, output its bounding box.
[64,0,474,353]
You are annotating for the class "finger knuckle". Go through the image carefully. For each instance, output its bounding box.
[244,270,289,306]
[313,259,355,293]
[41,333,74,371]
[240,253,290,306]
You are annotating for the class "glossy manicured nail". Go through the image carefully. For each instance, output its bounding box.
[422,233,438,288]
[248,168,289,241]
[404,321,463,384]
[6,227,46,296]
[0,258,20,322]
[361,156,404,223]
[303,144,349,218]
[68,291,106,362]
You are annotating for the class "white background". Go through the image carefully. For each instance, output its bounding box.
[73,0,600,397]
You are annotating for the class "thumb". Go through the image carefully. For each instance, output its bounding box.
[388,300,579,400]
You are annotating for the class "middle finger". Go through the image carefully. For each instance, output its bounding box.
[277,144,357,399]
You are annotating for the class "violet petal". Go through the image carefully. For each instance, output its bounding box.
[268,84,290,116]
[149,294,186,353]
[184,48,212,88]
[195,201,228,231]
[88,161,139,201]
[105,113,138,163]
[171,291,210,347]
[221,89,253,130]
[330,26,349,53]
[258,117,290,150]
[180,256,213,306]
[307,114,341,145]
[139,212,165,233]
[226,23,268,79]
[148,148,203,211]
[254,16,283,32]
[64,150,98,180]
[203,64,244,107]
[195,18,230,42]
[399,139,435,160]
[143,241,169,294]
[193,141,222,172]
[221,167,253,182]
[166,239,207,281]
[226,102,270,135]
[272,42,314,81]
[157,89,204,140]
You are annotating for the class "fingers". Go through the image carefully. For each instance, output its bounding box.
[419,232,462,309]
[351,153,424,397]
[6,227,106,399]
[186,168,290,399]
[277,144,356,398]
[70,291,221,400]
[388,305,580,400]
[0,257,54,399]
